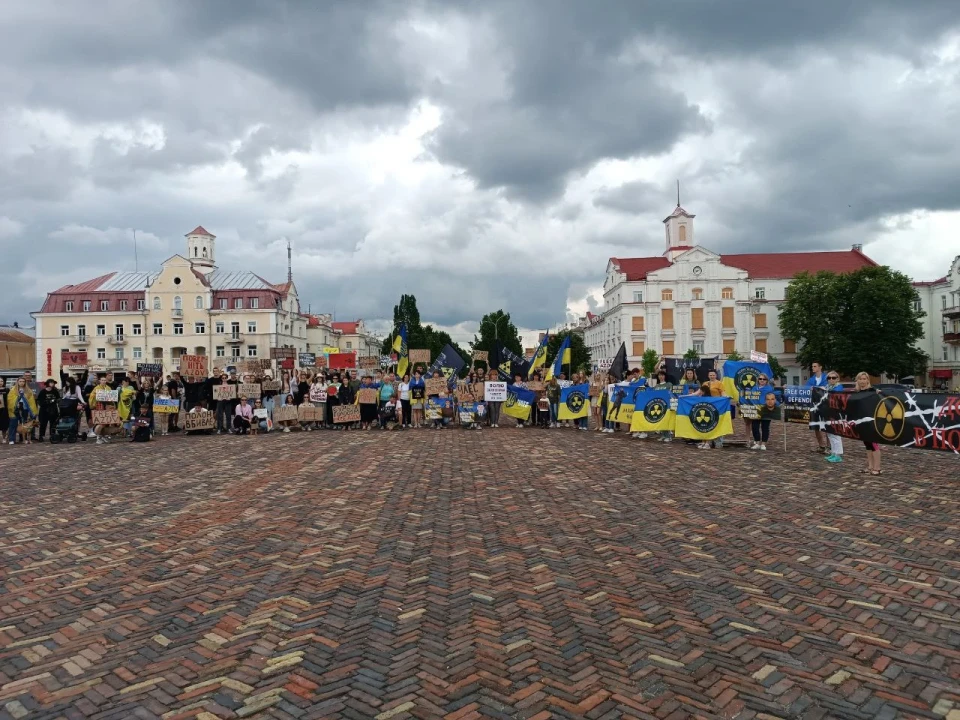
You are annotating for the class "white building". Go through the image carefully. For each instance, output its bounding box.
[913,255,960,389]
[330,320,381,357]
[584,203,877,385]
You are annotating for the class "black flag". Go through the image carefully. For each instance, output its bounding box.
[608,343,627,382]
[491,341,529,381]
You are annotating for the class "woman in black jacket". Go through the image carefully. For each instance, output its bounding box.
[296,371,311,406]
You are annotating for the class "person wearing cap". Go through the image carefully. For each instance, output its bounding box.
[36,379,61,442]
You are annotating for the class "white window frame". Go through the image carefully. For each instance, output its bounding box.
[100,300,109,311]
[137,299,145,310]
[195,322,206,334]
[152,323,163,335]
[755,287,766,300]
[65,301,74,312]
[60,325,70,337]
[96,324,106,336]
[231,346,241,358]
[120,300,128,311]
[219,298,227,310]
[215,346,225,358]
[195,296,203,309]
[77,324,86,338]
[114,347,124,360]
[247,321,257,333]
[250,297,259,309]
[96,347,106,360]
[83,301,91,312]
[215,321,224,334]
[153,297,161,310]
[247,346,258,357]
[133,347,143,360]
[173,323,184,336]
[132,324,142,336]
[234,298,243,309]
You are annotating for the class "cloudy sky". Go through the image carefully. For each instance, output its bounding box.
[3,1,959,345]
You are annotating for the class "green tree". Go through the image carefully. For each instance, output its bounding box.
[641,348,660,377]
[767,355,788,382]
[380,294,470,374]
[470,310,523,363]
[726,350,744,361]
[683,347,700,362]
[779,266,925,377]
[544,331,591,375]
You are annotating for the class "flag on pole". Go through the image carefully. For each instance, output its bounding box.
[608,343,627,382]
[393,323,409,377]
[527,332,550,379]
[545,336,571,381]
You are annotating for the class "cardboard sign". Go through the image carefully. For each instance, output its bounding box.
[183,410,216,431]
[298,352,316,367]
[213,384,237,401]
[472,351,488,367]
[136,362,163,379]
[484,381,507,402]
[152,397,180,414]
[454,384,476,402]
[315,355,327,369]
[298,404,321,422]
[526,381,544,392]
[92,408,121,426]
[750,350,768,363]
[273,405,299,423]
[380,355,394,368]
[409,349,431,365]
[61,350,88,368]
[238,382,261,399]
[425,397,450,420]
[332,404,361,424]
[359,357,379,369]
[357,388,378,404]
[271,347,296,360]
[472,383,485,399]
[309,386,328,403]
[597,358,614,371]
[328,352,356,370]
[95,388,119,402]
[253,408,269,419]
[425,378,447,396]
[261,379,281,393]
[180,355,208,379]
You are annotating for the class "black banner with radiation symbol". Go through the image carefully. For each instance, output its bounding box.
[809,388,960,454]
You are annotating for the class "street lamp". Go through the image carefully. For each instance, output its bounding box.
[482,315,507,341]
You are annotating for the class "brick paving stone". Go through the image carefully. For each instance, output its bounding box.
[1,423,958,719]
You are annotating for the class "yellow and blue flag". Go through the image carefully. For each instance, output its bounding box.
[545,336,571,381]
[721,360,773,405]
[504,385,535,422]
[527,332,550,379]
[393,323,409,378]
[630,389,676,432]
[606,383,635,423]
[675,395,734,440]
[557,382,589,420]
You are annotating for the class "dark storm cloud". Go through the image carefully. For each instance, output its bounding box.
[1,0,959,333]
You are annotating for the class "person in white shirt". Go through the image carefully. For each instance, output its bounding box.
[398,374,412,428]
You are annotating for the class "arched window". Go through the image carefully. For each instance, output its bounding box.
[679,225,687,243]
[153,297,161,310]
[692,287,703,300]
[174,296,182,310]
[661,289,673,301]
[194,247,198,257]
[721,287,734,299]
[195,296,203,309]
[202,246,208,258]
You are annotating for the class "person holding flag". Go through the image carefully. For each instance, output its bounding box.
[527,332,550,379]
[544,336,570,382]
[393,323,409,379]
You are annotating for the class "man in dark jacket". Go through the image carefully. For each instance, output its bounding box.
[37,379,62,441]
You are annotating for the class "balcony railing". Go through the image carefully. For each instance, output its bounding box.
[944,332,960,344]
[106,358,127,368]
[172,309,184,318]
[107,334,127,344]
[943,305,960,319]
[222,332,244,344]
[71,335,90,345]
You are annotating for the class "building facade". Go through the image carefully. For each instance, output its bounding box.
[584,204,877,385]
[913,255,960,389]
[330,320,381,357]
[32,227,309,378]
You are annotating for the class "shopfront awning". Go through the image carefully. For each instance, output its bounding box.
[930,369,954,379]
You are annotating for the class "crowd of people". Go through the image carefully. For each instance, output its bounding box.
[1,360,883,475]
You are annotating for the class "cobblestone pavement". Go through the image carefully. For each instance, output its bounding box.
[1,424,958,720]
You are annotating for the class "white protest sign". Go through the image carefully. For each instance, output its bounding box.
[484,381,508,402]
[750,350,768,363]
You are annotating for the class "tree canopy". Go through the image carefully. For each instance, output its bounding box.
[470,310,523,359]
[641,348,660,377]
[381,294,470,373]
[779,267,926,378]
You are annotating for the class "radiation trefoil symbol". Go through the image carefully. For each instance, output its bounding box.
[643,399,668,424]
[566,391,585,412]
[874,396,905,441]
[690,402,720,433]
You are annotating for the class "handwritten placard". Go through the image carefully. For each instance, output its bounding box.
[409,349,431,365]
[152,397,180,414]
[526,381,544,392]
[309,386,328,403]
[61,350,88,368]
[237,382,261,399]
[359,357,379,369]
[261,379,281,393]
[180,354,207,379]
[136,362,163,379]
[297,404,321,422]
[183,410,216,431]
[95,388,119,402]
[270,347,296,360]
[472,351,488,367]
[357,388,378,404]
[92,408,121,426]
[273,405,299,423]
[425,378,447,396]
[213,384,237,401]
[332,404,361,424]
[298,352,316,367]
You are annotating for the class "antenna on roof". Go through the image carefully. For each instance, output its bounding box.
[676,179,681,207]
[286,238,292,284]
[133,229,139,273]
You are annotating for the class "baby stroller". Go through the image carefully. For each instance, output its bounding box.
[51,397,87,444]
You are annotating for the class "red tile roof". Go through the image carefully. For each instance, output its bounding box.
[0,329,34,344]
[52,273,117,294]
[913,276,948,287]
[610,257,672,281]
[720,250,877,278]
[306,315,321,327]
[332,321,359,334]
[185,225,215,238]
[611,249,877,281]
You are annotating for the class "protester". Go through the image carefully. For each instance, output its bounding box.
[0,378,8,438]
[806,362,829,454]
[131,406,152,442]
[36,379,61,441]
[409,370,425,428]
[824,371,845,463]
[234,395,254,435]
[7,377,38,445]
[855,372,882,475]
[398,373,412,428]
[744,372,771,449]
[750,391,780,451]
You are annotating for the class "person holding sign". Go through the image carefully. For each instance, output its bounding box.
[6,377,38,445]
[233,395,254,435]
[358,375,378,430]
[154,383,174,436]
[397,373,412,428]
[823,371,845,463]
[409,370,425,428]
[750,391,780,451]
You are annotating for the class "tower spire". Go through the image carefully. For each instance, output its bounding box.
[676,179,681,207]
[286,238,292,284]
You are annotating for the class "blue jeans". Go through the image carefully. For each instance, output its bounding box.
[9,409,31,442]
[577,416,588,429]
[550,403,559,424]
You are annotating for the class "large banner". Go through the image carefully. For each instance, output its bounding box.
[664,356,716,384]
[426,344,466,387]
[721,360,774,405]
[675,395,733,441]
[503,385,534,422]
[784,385,812,424]
[491,342,529,382]
[557,383,589,420]
[630,390,676,433]
[810,388,960,453]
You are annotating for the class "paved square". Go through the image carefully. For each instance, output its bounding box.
[1,426,958,719]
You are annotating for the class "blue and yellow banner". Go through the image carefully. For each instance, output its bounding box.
[721,360,773,405]
[558,382,589,420]
[393,323,409,378]
[504,385,535,422]
[606,383,635,423]
[545,336,571,381]
[675,395,734,440]
[629,390,676,433]
[527,333,550,379]
[425,396,451,421]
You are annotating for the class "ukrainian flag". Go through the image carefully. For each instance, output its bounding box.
[721,360,773,405]
[545,336,571,381]
[605,383,635,424]
[527,332,550,379]
[675,395,733,441]
[504,385,535,422]
[630,390,676,433]
[557,382,589,420]
[393,323,409,377]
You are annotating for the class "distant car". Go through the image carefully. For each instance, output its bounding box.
[875,383,912,392]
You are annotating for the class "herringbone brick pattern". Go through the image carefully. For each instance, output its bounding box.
[1,425,958,719]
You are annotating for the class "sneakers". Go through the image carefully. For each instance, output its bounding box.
[661,436,672,443]
[697,442,710,449]
[638,432,648,439]
[96,436,104,445]
[749,443,760,450]
[825,454,843,463]
[760,444,766,451]
[283,427,291,433]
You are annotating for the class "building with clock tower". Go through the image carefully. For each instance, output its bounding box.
[583,200,878,384]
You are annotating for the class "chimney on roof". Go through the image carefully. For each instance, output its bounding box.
[852,243,863,252]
